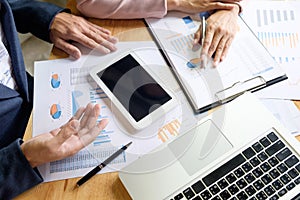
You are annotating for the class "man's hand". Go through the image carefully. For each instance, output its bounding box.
[194,4,240,66]
[167,0,242,13]
[21,103,108,168]
[50,12,118,59]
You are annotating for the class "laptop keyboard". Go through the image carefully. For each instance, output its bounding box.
[172,131,300,200]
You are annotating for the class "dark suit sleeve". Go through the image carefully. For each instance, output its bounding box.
[8,0,66,42]
[0,139,43,200]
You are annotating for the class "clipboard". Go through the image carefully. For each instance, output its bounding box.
[144,12,287,113]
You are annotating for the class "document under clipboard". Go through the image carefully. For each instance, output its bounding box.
[145,12,287,113]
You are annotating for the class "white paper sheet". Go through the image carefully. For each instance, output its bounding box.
[33,42,197,182]
[261,98,300,138]
[146,12,286,112]
[242,1,300,99]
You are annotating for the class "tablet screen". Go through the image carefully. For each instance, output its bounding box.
[97,54,172,122]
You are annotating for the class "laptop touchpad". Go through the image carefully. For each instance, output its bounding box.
[168,120,233,176]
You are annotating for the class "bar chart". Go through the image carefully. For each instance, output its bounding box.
[242,1,300,64]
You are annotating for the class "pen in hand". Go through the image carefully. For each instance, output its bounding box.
[201,16,206,47]
[200,16,207,68]
[187,16,207,69]
[75,141,132,188]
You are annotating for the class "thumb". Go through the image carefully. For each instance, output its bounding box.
[55,120,79,144]
[50,128,61,136]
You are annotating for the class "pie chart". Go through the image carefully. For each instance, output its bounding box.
[50,104,62,119]
[51,74,61,88]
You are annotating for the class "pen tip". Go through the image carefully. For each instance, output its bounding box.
[73,184,79,190]
[126,141,132,147]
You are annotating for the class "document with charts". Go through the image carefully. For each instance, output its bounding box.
[33,42,197,182]
[241,1,300,66]
[241,1,300,100]
[145,12,287,113]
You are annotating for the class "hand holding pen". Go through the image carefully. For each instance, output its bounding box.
[188,15,207,69]
[193,6,240,67]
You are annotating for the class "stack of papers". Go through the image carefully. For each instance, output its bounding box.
[241,0,300,139]
[241,0,300,100]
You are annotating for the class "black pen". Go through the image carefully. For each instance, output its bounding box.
[76,141,132,188]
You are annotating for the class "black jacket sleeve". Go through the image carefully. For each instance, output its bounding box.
[0,139,43,200]
[8,0,66,42]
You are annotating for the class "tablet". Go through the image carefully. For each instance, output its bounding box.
[90,51,177,130]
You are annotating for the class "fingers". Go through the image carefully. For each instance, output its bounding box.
[54,38,82,59]
[220,36,234,62]
[50,104,108,157]
[55,120,80,145]
[87,20,112,35]
[98,118,109,130]
[77,104,108,145]
[211,36,227,66]
[88,24,118,44]
[200,24,213,58]
[201,28,231,66]
[86,104,101,129]
[195,23,222,67]
[207,24,229,66]
[79,118,109,146]
[108,36,119,44]
[193,26,201,45]
[73,106,86,120]
[50,128,61,136]
[67,17,118,53]
[50,12,118,59]
[58,106,86,131]
[79,103,94,128]
[69,30,117,54]
[85,21,119,45]
[207,28,223,58]
[199,9,239,67]
[95,40,118,54]
[194,22,209,54]
[71,103,102,130]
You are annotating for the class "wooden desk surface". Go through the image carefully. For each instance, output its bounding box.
[15,0,300,199]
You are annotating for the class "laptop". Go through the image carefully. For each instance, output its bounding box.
[119,93,300,200]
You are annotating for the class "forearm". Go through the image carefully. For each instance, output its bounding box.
[0,139,43,200]
[167,0,243,14]
[76,0,167,19]
[8,0,65,42]
[166,0,178,11]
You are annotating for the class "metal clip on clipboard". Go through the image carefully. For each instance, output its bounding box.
[215,76,267,104]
